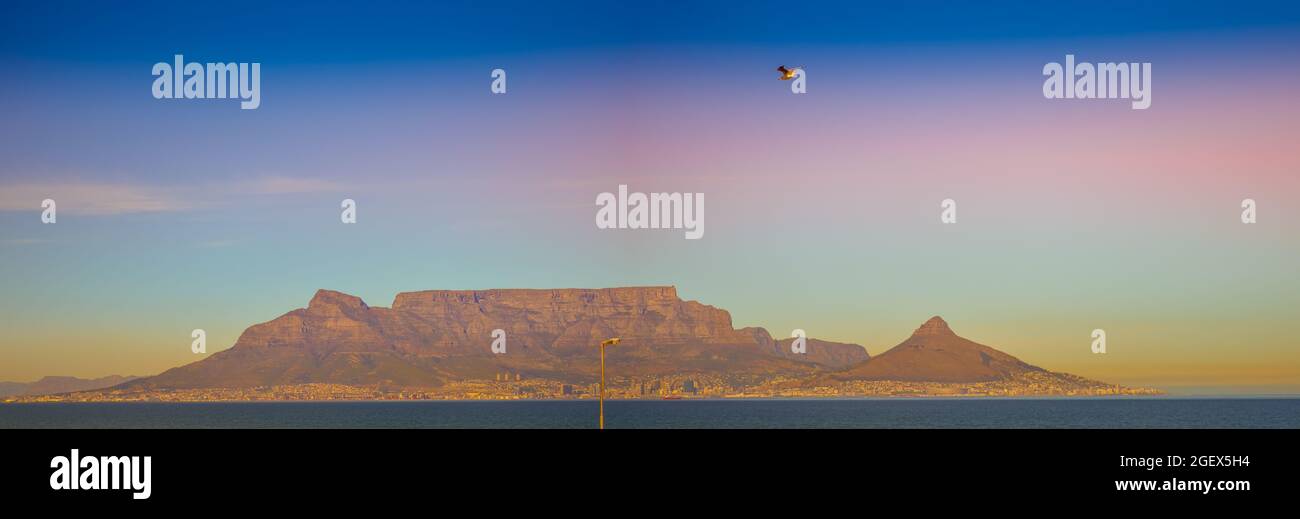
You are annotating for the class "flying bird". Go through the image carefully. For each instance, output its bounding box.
[776,65,802,80]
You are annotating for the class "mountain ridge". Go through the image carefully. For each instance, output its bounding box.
[832,316,1044,383]
[15,287,1155,400]
[123,286,870,391]
[0,375,140,397]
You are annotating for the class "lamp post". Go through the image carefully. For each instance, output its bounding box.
[598,337,620,429]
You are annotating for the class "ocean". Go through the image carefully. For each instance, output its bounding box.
[1,397,1298,428]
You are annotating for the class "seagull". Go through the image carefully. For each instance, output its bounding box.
[776,65,802,80]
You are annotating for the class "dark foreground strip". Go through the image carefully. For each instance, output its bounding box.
[0,429,1291,510]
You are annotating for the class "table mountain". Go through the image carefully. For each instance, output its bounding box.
[125,287,870,389]
[111,288,1133,395]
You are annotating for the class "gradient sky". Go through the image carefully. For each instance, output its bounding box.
[2,0,1299,392]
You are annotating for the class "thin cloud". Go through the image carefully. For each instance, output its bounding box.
[239,176,346,195]
[0,183,190,215]
[0,176,350,217]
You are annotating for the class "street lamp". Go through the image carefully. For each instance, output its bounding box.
[598,337,620,429]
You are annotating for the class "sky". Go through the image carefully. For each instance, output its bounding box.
[2,0,1299,392]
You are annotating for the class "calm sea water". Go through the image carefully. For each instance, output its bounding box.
[1,398,1297,429]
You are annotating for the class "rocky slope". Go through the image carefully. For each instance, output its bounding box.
[832,316,1045,382]
[125,287,870,389]
[107,288,1136,396]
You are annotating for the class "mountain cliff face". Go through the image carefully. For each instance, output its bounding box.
[128,287,870,389]
[117,288,1122,394]
[833,316,1042,382]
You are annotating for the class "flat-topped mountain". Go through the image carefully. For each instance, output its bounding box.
[74,287,1150,399]
[125,287,869,390]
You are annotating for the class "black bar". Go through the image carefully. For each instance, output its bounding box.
[1,429,1290,510]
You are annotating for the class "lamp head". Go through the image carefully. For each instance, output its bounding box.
[600,338,621,346]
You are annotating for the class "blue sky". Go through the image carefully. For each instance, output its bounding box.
[6,0,1300,63]
[2,1,1299,391]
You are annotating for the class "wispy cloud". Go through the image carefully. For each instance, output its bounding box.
[0,176,350,217]
[0,183,190,215]
[238,176,346,195]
